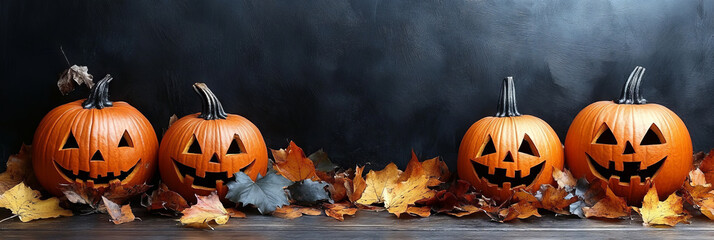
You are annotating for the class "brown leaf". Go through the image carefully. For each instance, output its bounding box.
[406,206,431,217]
[0,145,36,194]
[699,149,714,184]
[102,196,137,224]
[271,141,320,182]
[180,192,230,229]
[273,205,322,219]
[445,205,482,217]
[682,169,714,220]
[144,184,189,213]
[499,201,541,222]
[317,171,348,202]
[416,180,475,213]
[384,174,436,217]
[356,204,385,212]
[632,186,691,227]
[583,186,630,219]
[226,208,247,218]
[356,163,401,205]
[61,181,151,208]
[583,178,608,206]
[57,65,94,95]
[168,114,178,128]
[552,167,576,190]
[348,166,366,203]
[324,202,358,221]
[0,182,73,222]
[538,185,578,215]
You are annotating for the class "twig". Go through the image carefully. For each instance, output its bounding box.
[0,214,18,223]
[60,46,71,67]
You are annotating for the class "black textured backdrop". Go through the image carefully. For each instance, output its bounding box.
[1,1,714,172]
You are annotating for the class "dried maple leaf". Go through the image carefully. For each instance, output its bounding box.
[397,151,427,182]
[383,175,436,217]
[308,149,338,172]
[226,208,246,218]
[316,171,349,202]
[537,185,578,215]
[553,167,577,191]
[0,145,36,194]
[57,65,94,95]
[633,186,691,227]
[398,151,448,186]
[421,156,450,183]
[499,200,541,222]
[681,169,714,220]
[699,149,714,184]
[225,171,292,214]
[323,202,358,221]
[60,181,151,210]
[406,206,431,217]
[416,180,476,214]
[102,196,137,224]
[582,186,630,219]
[356,163,401,205]
[445,205,482,217]
[348,166,366,203]
[287,179,331,204]
[143,184,189,213]
[0,182,72,222]
[271,141,320,181]
[273,205,322,219]
[180,192,230,229]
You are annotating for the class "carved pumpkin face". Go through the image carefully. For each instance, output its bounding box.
[159,83,268,202]
[458,77,564,203]
[33,76,158,197]
[565,67,692,205]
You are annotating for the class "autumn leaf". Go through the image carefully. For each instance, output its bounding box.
[421,156,451,183]
[287,179,331,204]
[552,167,576,191]
[227,208,247,218]
[499,200,541,222]
[0,145,36,194]
[699,149,714,184]
[57,65,94,95]
[143,184,189,213]
[398,151,448,186]
[632,186,691,227]
[272,141,320,181]
[102,196,137,224]
[383,174,436,217]
[273,205,322,219]
[405,206,431,217]
[582,186,630,219]
[180,192,230,229]
[445,205,482,217]
[60,181,151,210]
[323,202,358,221]
[397,151,427,182]
[356,163,401,205]
[225,171,292,214]
[348,166,366,203]
[316,170,349,202]
[308,149,338,172]
[0,182,72,222]
[536,185,578,215]
[416,180,477,214]
[682,169,714,220]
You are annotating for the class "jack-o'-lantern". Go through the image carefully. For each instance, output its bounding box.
[458,77,564,203]
[565,66,692,205]
[33,75,159,197]
[159,83,268,202]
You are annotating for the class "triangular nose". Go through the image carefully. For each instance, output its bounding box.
[623,141,635,155]
[209,153,221,163]
[503,151,515,162]
[91,150,104,161]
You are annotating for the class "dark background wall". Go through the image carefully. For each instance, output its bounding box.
[1,0,713,172]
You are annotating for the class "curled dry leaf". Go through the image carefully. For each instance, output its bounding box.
[406,206,431,218]
[699,149,714,184]
[271,141,320,182]
[225,171,292,214]
[60,181,151,209]
[421,156,450,183]
[552,167,576,191]
[416,180,476,214]
[226,208,246,218]
[57,65,94,95]
[179,192,230,229]
[682,169,714,220]
[273,205,322,219]
[445,205,482,217]
[356,163,401,205]
[323,202,358,221]
[102,196,137,224]
[316,171,348,202]
[0,182,73,222]
[384,174,436,217]
[499,201,541,222]
[0,145,36,194]
[582,186,630,219]
[144,184,189,213]
[348,166,366,203]
[309,149,338,172]
[399,151,448,186]
[537,185,578,215]
[633,186,691,227]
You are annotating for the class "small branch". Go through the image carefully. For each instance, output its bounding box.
[0,214,18,223]
[60,46,71,67]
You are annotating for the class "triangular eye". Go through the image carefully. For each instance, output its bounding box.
[518,134,540,157]
[118,130,133,148]
[62,132,79,149]
[641,124,665,145]
[479,136,497,157]
[594,124,617,145]
[185,135,202,154]
[226,134,246,155]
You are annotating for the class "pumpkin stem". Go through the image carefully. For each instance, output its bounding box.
[616,66,647,104]
[193,83,228,120]
[496,76,521,117]
[82,74,113,109]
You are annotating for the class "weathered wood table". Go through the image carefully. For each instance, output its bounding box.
[1,208,713,239]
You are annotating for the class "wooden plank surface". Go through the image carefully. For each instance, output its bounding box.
[1,208,713,239]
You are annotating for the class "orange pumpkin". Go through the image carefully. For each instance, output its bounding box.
[458,77,564,203]
[158,83,268,202]
[32,75,158,197]
[565,66,692,205]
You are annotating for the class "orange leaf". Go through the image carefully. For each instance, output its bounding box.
[384,174,436,217]
[445,205,482,217]
[421,156,450,183]
[145,184,189,212]
[397,151,426,182]
[271,141,319,182]
[179,192,230,229]
[227,208,246,218]
[499,201,541,222]
[538,185,578,215]
[406,206,431,218]
[398,151,447,186]
[348,166,367,203]
[102,196,137,224]
[356,163,401,205]
[583,186,630,219]
[552,167,576,190]
[324,202,358,221]
[317,171,349,202]
[273,205,322,219]
[632,186,691,227]
[699,149,714,184]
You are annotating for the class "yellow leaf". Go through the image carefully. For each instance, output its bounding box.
[632,186,691,227]
[383,174,436,217]
[0,182,72,222]
[356,163,401,205]
[179,192,229,229]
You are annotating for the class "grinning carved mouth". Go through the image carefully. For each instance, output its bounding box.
[586,153,665,184]
[172,158,254,189]
[54,160,138,185]
[471,160,545,188]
